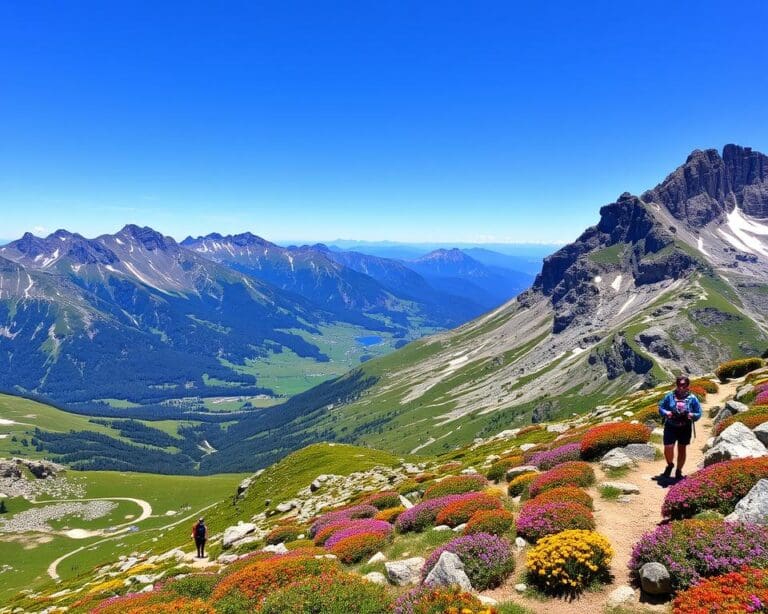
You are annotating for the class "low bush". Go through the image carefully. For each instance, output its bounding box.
[323,519,393,547]
[395,493,480,532]
[629,520,768,592]
[526,529,612,593]
[579,423,652,460]
[507,472,537,497]
[716,357,764,382]
[314,520,356,546]
[713,406,768,436]
[329,531,391,564]
[434,492,503,527]
[672,566,768,613]
[211,553,339,604]
[464,509,515,536]
[486,455,524,483]
[266,525,303,545]
[375,506,405,523]
[92,593,214,614]
[529,486,593,509]
[162,574,218,600]
[633,404,663,425]
[414,472,437,483]
[421,533,514,590]
[755,390,768,405]
[516,501,595,543]
[397,479,419,495]
[662,457,768,518]
[260,571,392,614]
[285,539,314,550]
[528,461,595,498]
[528,442,581,470]
[361,491,402,510]
[690,378,719,394]
[438,461,463,473]
[422,474,488,500]
[308,504,379,538]
[392,585,497,614]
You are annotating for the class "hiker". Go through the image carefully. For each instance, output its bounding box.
[658,375,702,480]
[192,517,207,558]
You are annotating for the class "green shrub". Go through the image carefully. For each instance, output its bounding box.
[715,357,763,382]
[507,472,537,497]
[713,406,768,436]
[260,571,391,614]
[422,474,488,500]
[486,456,524,483]
[579,423,651,460]
[266,524,303,545]
[163,574,218,600]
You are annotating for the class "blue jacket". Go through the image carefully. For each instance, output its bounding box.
[658,391,702,427]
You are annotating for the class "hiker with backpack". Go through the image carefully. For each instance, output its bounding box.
[658,375,702,481]
[192,517,207,558]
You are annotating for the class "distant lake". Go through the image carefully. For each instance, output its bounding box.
[356,335,382,346]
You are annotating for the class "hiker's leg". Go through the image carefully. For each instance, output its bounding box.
[676,443,686,472]
[664,444,674,465]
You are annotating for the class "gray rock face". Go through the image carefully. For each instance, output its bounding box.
[0,460,21,479]
[621,443,657,461]
[637,327,678,359]
[754,423,768,447]
[640,562,672,595]
[506,465,537,479]
[423,551,472,591]
[385,557,425,586]
[704,422,768,466]
[222,521,256,548]
[725,479,768,525]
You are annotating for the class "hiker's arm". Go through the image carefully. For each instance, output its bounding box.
[658,394,672,418]
[690,397,703,421]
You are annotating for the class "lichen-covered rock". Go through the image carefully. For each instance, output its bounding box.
[385,557,425,586]
[704,422,767,466]
[423,551,472,590]
[725,479,768,525]
[639,562,671,595]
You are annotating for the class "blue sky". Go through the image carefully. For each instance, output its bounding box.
[1,1,767,244]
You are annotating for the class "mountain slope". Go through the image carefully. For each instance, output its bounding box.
[181,233,484,329]
[232,144,768,458]
[0,226,351,404]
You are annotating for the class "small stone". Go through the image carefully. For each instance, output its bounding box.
[617,495,633,503]
[600,449,635,470]
[217,554,238,564]
[546,424,570,433]
[607,585,636,607]
[367,551,387,564]
[423,551,472,591]
[477,595,498,605]
[432,525,451,531]
[514,537,528,552]
[452,523,467,532]
[263,543,288,554]
[514,583,527,593]
[519,443,536,452]
[640,562,672,595]
[364,572,387,585]
[506,465,537,479]
[621,443,657,461]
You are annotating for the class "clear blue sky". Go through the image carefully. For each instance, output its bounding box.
[1,1,767,244]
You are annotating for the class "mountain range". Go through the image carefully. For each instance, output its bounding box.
[0,226,531,406]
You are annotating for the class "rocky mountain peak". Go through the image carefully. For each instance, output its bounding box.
[118,225,175,251]
[642,144,768,227]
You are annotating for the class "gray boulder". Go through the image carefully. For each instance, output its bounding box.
[640,562,672,595]
[600,481,640,494]
[222,521,256,548]
[423,551,472,590]
[754,423,768,447]
[621,443,656,461]
[725,479,768,525]
[713,406,734,425]
[704,422,768,466]
[506,465,537,480]
[725,400,750,414]
[600,449,636,470]
[607,586,636,607]
[385,557,425,586]
[0,460,21,479]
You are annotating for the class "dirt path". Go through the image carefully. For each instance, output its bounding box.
[484,380,737,613]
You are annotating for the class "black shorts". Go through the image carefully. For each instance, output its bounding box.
[663,422,692,446]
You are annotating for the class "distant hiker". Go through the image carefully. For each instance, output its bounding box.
[658,375,702,480]
[192,517,207,558]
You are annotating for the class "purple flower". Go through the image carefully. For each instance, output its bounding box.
[421,533,514,590]
[529,443,581,470]
[516,501,594,542]
[323,519,393,547]
[395,493,480,532]
[309,504,378,537]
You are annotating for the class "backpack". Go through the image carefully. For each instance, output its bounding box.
[195,522,206,539]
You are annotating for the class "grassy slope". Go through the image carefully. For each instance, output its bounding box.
[0,470,244,601]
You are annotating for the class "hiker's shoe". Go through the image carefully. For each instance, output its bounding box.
[661,463,674,479]
[675,470,684,481]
